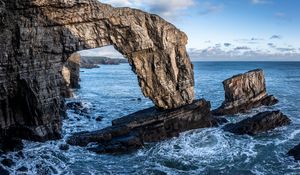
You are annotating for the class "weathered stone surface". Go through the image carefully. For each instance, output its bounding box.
[288,143,300,160]
[223,111,291,135]
[212,69,278,116]
[0,0,194,141]
[67,99,225,154]
[61,53,81,98]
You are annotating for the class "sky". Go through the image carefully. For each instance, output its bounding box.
[80,0,300,61]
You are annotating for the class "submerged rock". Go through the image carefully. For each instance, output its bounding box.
[288,143,300,160]
[1,158,15,167]
[212,69,278,116]
[59,144,69,151]
[0,166,9,175]
[67,99,225,154]
[95,116,104,122]
[17,166,28,172]
[223,111,291,135]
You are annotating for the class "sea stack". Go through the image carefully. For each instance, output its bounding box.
[212,69,278,116]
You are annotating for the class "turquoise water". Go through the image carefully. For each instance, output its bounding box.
[3,62,300,174]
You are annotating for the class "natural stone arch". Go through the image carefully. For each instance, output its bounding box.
[0,0,194,141]
[53,1,195,109]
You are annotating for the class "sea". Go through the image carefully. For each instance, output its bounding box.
[3,62,300,175]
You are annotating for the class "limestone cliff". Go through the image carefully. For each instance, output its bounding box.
[0,0,194,141]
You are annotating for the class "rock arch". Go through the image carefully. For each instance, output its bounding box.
[0,0,194,141]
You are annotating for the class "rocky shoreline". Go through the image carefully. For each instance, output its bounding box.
[67,99,226,153]
[0,2,299,174]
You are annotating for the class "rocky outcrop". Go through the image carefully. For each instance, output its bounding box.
[81,56,127,68]
[212,69,278,116]
[61,53,81,98]
[67,99,226,154]
[223,111,291,135]
[288,143,300,160]
[0,0,194,141]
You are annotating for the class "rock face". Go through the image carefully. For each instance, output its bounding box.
[67,99,225,154]
[0,0,194,141]
[212,69,278,116]
[223,111,291,135]
[288,143,300,160]
[61,53,81,98]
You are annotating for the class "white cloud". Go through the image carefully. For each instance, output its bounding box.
[187,37,300,60]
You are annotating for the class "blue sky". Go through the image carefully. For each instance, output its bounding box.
[80,0,300,61]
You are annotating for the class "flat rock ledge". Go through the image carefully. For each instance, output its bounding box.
[212,69,279,116]
[288,143,300,161]
[223,111,291,135]
[67,99,226,154]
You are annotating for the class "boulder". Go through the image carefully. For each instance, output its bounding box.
[288,143,300,161]
[66,101,90,117]
[67,99,225,154]
[212,69,278,116]
[223,111,291,135]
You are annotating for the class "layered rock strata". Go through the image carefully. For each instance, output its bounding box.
[61,53,81,98]
[0,0,194,141]
[223,111,291,135]
[67,99,226,154]
[212,69,278,116]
